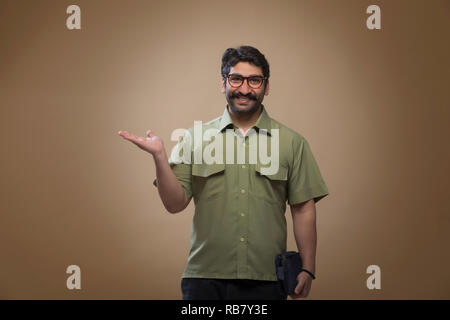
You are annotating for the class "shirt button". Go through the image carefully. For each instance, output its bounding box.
[241,165,246,169]
[240,237,245,242]
[240,212,245,217]
[241,189,246,194]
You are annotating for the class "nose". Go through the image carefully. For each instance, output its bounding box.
[237,80,251,95]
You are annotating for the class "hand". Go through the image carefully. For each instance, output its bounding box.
[290,271,313,299]
[118,129,165,157]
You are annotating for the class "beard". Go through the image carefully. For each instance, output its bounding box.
[225,89,265,115]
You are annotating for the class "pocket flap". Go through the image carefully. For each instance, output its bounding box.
[192,163,226,177]
[255,163,288,181]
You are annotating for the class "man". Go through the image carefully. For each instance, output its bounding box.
[118,46,329,300]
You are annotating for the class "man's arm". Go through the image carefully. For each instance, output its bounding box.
[153,150,190,213]
[290,199,317,298]
[118,129,189,214]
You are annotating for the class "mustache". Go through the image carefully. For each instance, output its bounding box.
[231,92,257,100]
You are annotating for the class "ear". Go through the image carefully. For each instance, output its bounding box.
[221,77,226,94]
[264,79,270,96]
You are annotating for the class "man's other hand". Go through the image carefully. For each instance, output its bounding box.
[290,271,313,299]
[118,130,164,157]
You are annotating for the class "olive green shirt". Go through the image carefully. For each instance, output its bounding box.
[153,105,329,281]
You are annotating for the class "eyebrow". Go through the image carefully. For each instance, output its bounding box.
[229,73,264,77]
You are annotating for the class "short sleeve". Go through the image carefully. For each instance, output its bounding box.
[288,137,329,205]
[152,132,193,201]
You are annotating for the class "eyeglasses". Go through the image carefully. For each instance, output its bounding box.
[226,74,267,89]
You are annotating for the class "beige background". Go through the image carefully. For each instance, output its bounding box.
[1,0,449,299]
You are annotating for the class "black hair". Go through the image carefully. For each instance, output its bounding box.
[221,46,270,80]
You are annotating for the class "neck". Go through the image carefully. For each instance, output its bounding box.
[227,105,263,132]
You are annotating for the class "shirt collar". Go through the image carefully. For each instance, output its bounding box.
[219,104,273,136]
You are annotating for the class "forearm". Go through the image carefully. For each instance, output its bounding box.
[153,150,188,213]
[292,203,317,274]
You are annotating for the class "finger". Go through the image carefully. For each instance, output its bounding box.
[299,288,308,298]
[299,281,310,298]
[294,280,304,295]
[127,132,143,142]
[118,130,133,139]
[119,131,144,144]
[146,130,154,138]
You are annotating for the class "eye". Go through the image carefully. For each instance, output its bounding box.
[229,76,243,83]
[249,77,263,85]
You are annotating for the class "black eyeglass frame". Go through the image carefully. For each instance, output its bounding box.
[225,73,267,89]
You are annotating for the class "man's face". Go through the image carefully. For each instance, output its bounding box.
[221,62,270,115]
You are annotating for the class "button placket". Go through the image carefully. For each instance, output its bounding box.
[237,134,249,278]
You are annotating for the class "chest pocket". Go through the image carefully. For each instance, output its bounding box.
[254,163,288,205]
[192,163,226,201]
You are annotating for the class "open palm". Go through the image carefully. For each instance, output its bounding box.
[118,129,164,156]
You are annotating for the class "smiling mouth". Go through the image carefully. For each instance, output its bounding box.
[236,97,251,104]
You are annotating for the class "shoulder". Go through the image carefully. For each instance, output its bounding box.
[270,117,308,149]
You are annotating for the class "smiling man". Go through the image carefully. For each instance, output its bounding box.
[118,46,329,300]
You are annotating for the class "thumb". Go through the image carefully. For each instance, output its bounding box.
[294,278,304,295]
[146,130,154,138]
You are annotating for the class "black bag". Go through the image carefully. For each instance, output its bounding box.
[275,251,303,296]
